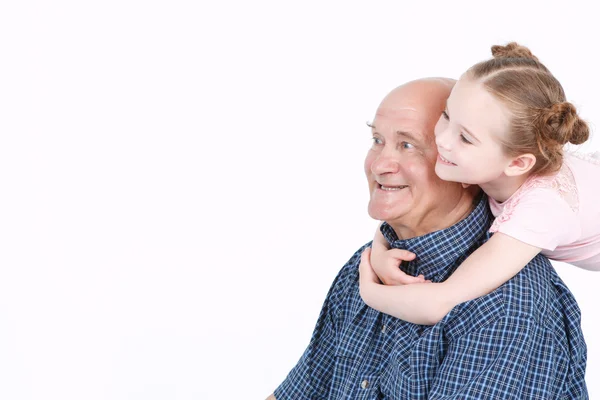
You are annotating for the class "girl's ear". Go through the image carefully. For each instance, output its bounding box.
[505,154,536,177]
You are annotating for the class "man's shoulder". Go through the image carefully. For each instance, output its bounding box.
[502,253,578,320]
[443,253,572,336]
[337,241,372,279]
[323,241,371,304]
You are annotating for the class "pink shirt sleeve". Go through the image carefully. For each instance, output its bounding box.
[490,187,580,251]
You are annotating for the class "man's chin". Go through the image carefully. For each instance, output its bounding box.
[367,204,407,223]
[367,205,382,221]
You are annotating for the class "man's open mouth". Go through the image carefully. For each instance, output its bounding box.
[379,184,408,191]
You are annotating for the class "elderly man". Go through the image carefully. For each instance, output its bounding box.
[268,79,588,399]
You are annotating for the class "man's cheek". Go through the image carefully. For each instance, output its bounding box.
[423,148,438,163]
[404,160,423,178]
[364,153,374,177]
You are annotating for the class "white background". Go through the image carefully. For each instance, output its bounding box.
[1,1,599,399]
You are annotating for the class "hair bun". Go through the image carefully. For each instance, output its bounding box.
[491,42,539,62]
[540,102,589,145]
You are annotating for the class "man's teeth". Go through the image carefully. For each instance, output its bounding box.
[380,185,407,191]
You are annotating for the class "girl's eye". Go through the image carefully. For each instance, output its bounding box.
[372,137,383,145]
[460,134,473,145]
[442,110,449,120]
[401,142,414,149]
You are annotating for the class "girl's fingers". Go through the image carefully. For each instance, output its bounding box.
[389,270,426,285]
[386,248,417,261]
[379,269,427,285]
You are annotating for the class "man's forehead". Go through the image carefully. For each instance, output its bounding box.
[376,106,418,114]
[373,105,422,125]
[373,107,427,130]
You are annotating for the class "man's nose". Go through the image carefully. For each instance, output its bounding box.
[371,148,400,175]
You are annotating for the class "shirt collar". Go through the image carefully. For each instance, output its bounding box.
[380,194,492,282]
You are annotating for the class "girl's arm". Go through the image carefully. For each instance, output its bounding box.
[359,232,541,325]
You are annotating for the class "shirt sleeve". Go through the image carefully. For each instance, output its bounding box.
[491,187,580,251]
[274,245,365,400]
[427,316,587,399]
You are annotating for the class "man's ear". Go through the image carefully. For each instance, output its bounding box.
[504,154,536,177]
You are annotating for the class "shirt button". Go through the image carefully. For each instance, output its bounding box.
[361,379,369,389]
[381,324,387,333]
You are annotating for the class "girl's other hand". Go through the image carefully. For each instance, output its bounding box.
[371,248,428,285]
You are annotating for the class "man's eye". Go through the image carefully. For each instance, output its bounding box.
[401,142,414,149]
[460,134,473,145]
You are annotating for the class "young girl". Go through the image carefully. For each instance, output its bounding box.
[359,42,600,325]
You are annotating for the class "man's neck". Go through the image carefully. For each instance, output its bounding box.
[389,186,481,240]
[380,192,491,282]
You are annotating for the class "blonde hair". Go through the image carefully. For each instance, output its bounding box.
[466,42,589,175]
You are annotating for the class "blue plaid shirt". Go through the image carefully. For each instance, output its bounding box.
[275,195,588,399]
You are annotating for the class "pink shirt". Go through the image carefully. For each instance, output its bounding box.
[489,151,600,271]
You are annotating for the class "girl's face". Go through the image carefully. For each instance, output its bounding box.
[434,77,515,185]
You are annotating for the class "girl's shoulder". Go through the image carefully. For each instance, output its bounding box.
[489,166,578,235]
[523,161,579,214]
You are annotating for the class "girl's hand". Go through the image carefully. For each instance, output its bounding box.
[371,247,427,285]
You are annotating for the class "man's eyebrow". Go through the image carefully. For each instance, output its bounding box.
[396,130,422,144]
[366,122,421,143]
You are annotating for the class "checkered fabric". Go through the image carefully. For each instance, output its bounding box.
[275,195,588,399]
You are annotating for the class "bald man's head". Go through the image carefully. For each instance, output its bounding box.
[376,78,455,133]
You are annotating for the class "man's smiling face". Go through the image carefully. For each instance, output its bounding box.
[364,80,464,237]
